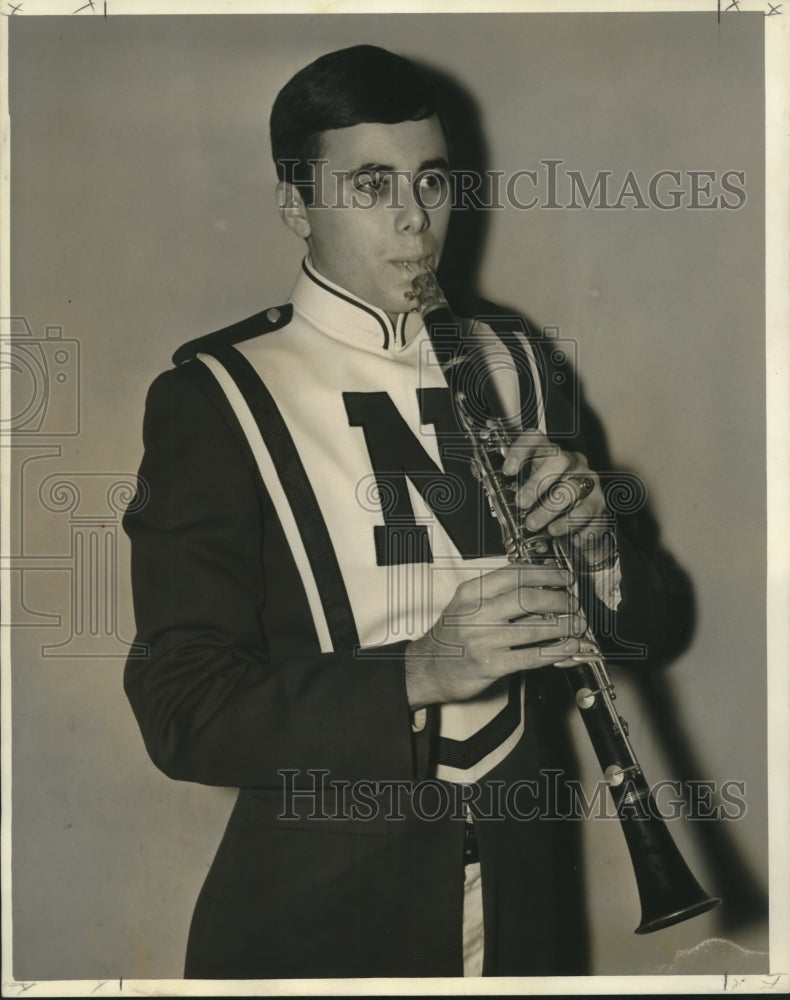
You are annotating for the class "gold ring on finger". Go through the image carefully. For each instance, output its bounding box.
[569,474,595,500]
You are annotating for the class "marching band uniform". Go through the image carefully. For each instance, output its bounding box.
[124,259,666,978]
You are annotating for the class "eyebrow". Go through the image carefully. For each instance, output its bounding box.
[345,157,451,176]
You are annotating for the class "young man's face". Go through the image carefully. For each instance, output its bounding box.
[286,116,452,319]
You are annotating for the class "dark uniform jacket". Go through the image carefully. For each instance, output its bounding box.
[124,262,669,979]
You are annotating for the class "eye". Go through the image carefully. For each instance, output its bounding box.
[415,170,448,208]
[352,169,390,193]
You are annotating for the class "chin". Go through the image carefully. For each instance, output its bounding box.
[385,290,418,315]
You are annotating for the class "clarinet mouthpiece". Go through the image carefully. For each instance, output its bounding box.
[408,262,451,319]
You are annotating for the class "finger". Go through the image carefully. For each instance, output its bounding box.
[447,567,576,628]
[476,564,574,598]
[501,637,583,673]
[553,643,600,668]
[449,581,580,636]
[441,620,569,668]
[456,610,579,657]
[544,497,605,537]
[515,454,576,517]
[526,475,604,536]
[498,585,580,620]
[501,428,556,477]
[496,611,587,648]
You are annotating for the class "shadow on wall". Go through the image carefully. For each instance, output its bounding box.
[427,58,769,944]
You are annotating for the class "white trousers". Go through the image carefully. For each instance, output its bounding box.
[462,860,485,976]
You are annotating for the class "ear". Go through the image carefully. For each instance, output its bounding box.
[276,181,311,239]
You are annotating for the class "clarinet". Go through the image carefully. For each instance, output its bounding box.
[408,265,721,934]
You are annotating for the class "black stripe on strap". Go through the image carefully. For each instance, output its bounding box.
[207,344,360,652]
[499,331,541,432]
[436,675,523,770]
[474,315,544,432]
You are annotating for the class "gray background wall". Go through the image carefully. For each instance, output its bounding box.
[7,11,769,983]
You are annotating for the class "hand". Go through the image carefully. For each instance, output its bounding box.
[404,565,587,709]
[501,428,610,563]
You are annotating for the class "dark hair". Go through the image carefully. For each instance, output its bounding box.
[270,45,444,197]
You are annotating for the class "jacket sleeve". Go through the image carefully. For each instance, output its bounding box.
[123,363,435,789]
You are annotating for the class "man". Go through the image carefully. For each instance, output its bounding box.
[124,45,658,979]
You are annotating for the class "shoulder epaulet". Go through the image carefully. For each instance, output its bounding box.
[172,303,293,365]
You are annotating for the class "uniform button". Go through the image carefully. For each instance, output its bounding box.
[266,308,281,324]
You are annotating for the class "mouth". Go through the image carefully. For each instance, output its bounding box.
[391,258,439,308]
[392,256,434,273]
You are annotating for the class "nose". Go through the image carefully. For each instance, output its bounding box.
[394,176,429,234]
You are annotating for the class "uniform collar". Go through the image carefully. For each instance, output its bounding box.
[290,257,423,354]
